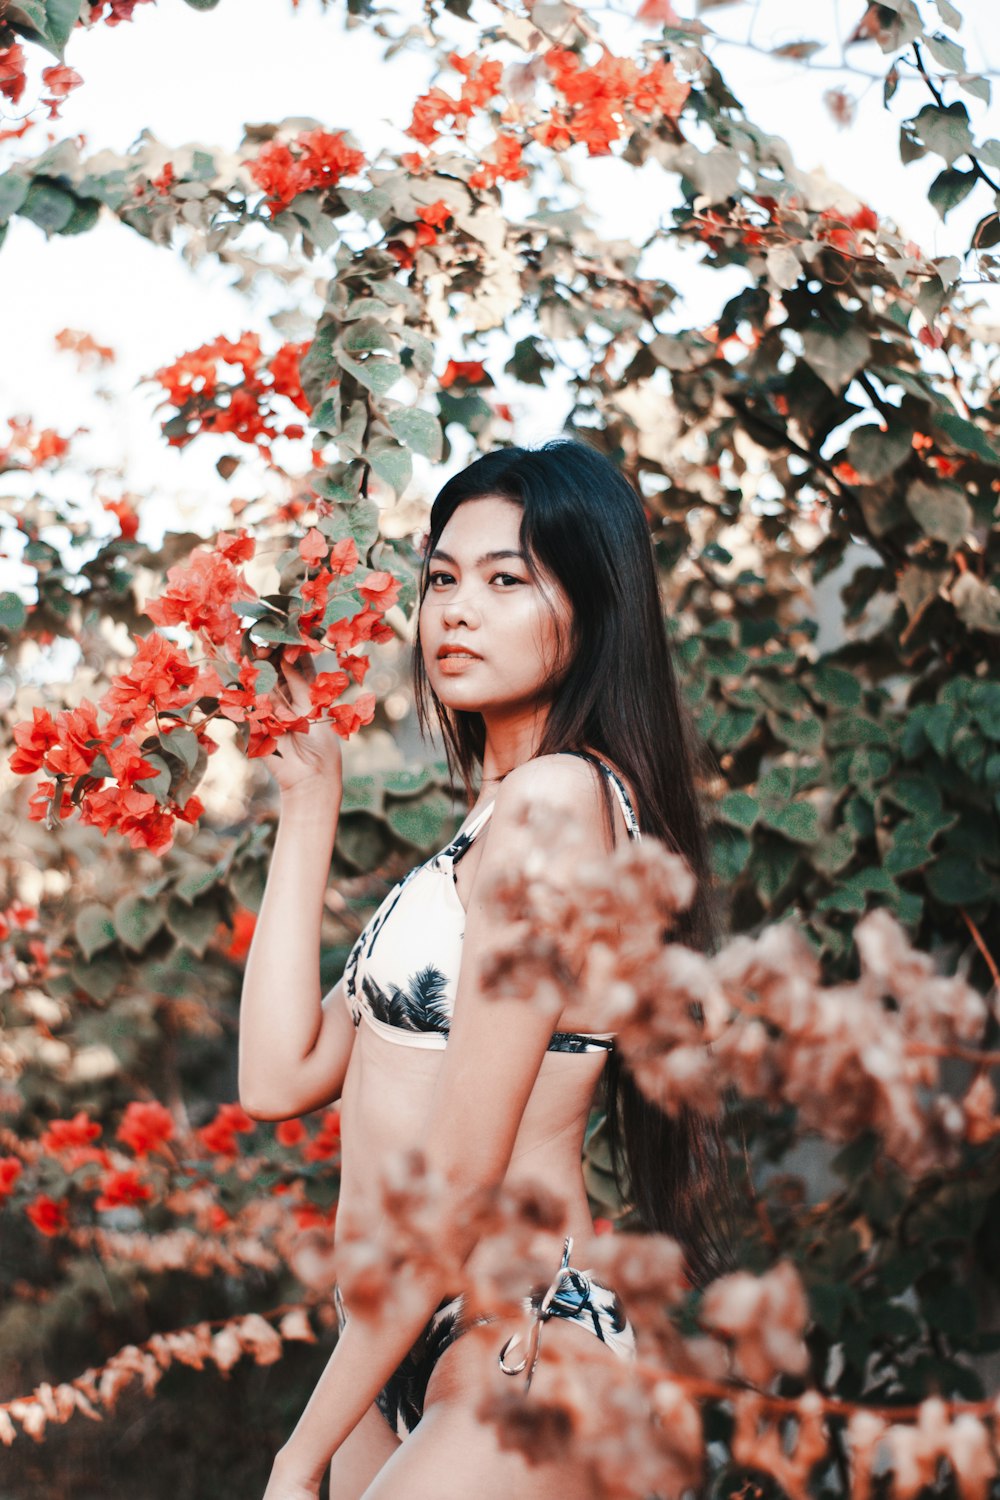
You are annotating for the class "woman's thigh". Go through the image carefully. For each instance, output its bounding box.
[359,1317,617,1500]
[328,1400,400,1499]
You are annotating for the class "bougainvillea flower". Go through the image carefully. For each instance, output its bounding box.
[145,550,257,656]
[302,1108,341,1163]
[45,699,102,778]
[357,572,401,610]
[95,1168,153,1211]
[275,1119,306,1148]
[309,671,351,710]
[0,1157,23,1199]
[116,1100,175,1157]
[8,707,61,775]
[198,1102,256,1157]
[40,1111,102,1154]
[25,1194,69,1237]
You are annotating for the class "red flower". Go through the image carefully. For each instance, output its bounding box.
[198,1102,256,1157]
[293,1202,338,1230]
[276,1118,306,1148]
[103,734,160,788]
[101,497,140,540]
[222,906,257,962]
[303,1108,342,1163]
[358,572,401,610]
[95,1168,153,1211]
[439,359,487,389]
[26,1194,69,1237]
[298,528,327,566]
[116,1100,175,1157]
[46,699,102,779]
[246,130,365,215]
[215,527,256,564]
[339,654,370,686]
[326,694,377,740]
[26,779,75,825]
[98,630,201,734]
[145,550,256,658]
[8,707,60,775]
[40,1110,102,1156]
[309,671,350,711]
[0,1157,23,1199]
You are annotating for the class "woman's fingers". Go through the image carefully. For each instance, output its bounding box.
[280,658,317,712]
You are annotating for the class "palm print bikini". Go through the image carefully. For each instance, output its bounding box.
[337,749,641,1439]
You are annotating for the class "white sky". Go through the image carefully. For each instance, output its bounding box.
[0,0,997,561]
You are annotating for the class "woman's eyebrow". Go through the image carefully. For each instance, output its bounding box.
[429,548,527,566]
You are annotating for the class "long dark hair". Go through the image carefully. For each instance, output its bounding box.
[412,437,732,1285]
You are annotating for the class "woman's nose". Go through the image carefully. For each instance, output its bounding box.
[441,588,479,627]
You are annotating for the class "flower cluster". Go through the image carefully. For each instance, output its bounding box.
[8,514,397,852]
[245,127,367,216]
[0,1097,343,1246]
[148,332,313,458]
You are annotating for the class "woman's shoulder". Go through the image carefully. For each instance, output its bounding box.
[492,749,638,836]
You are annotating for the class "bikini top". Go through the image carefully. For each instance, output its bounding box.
[342,749,642,1054]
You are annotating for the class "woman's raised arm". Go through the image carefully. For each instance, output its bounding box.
[237,659,356,1120]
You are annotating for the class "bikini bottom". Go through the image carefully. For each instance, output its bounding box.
[333,1234,637,1441]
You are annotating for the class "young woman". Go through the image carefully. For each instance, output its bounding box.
[239,438,722,1500]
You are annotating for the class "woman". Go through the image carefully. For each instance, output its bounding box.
[239,438,722,1499]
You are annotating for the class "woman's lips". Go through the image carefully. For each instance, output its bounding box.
[437,649,482,672]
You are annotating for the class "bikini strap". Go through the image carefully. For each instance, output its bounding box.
[443,798,495,868]
[561,750,641,841]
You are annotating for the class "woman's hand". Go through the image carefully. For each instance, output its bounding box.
[258,653,344,804]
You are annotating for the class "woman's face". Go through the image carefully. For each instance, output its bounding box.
[419,495,574,720]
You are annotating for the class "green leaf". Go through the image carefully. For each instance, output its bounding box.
[759,801,819,844]
[341,318,396,354]
[135,753,173,804]
[0,172,29,222]
[717,790,758,829]
[932,409,1000,462]
[20,180,75,234]
[926,855,992,905]
[710,827,751,882]
[801,323,870,393]
[338,186,391,221]
[924,31,966,72]
[0,592,27,633]
[383,767,435,798]
[367,439,412,497]
[341,775,383,814]
[174,861,224,905]
[74,903,117,961]
[910,102,974,165]
[338,352,402,397]
[182,0,222,7]
[385,792,456,850]
[812,664,862,709]
[165,894,221,957]
[159,726,201,775]
[933,0,962,27]
[9,0,84,57]
[112,895,164,954]
[928,166,976,220]
[386,407,443,461]
[906,478,972,549]
[69,953,121,1002]
[845,421,914,482]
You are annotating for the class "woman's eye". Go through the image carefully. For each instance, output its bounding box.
[491,572,523,587]
[428,570,454,587]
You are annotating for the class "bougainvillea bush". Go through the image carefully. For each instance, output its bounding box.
[2,0,1000,1495]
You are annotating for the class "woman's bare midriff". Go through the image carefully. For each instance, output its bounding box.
[334,1014,611,1306]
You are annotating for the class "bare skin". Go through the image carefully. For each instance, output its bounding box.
[246,497,640,1499]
